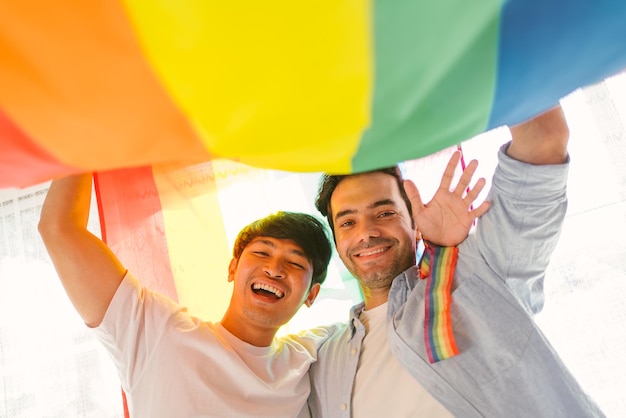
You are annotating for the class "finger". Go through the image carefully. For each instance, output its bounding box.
[463,177,486,204]
[470,200,490,219]
[454,159,479,196]
[403,180,423,216]
[439,151,461,190]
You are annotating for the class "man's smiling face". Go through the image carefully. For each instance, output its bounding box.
[227,236,318,330]
[330,172,417,292]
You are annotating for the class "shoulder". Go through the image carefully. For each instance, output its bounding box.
[280,322,348,352]
[98,271,203,334]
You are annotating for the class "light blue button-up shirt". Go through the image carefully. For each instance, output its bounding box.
[308,144,604,417]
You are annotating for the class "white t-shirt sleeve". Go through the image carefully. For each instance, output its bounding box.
[91,271,184,391]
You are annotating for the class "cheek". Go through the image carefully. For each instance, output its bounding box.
[335,235,351,255]
[234,262,255,282]
[401,228,418,251]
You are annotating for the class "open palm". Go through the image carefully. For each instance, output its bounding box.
[405,151,490,247]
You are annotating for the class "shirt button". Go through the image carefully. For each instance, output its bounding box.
[340,403,347,411]
[350,348,357,356]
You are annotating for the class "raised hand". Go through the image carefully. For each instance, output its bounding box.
[404,151,490,247]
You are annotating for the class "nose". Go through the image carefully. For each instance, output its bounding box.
[263,257,284,279]
[355,217,381,242]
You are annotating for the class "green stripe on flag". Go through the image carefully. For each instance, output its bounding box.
[352,0,501,172]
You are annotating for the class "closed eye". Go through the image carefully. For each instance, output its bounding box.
[289,261,306,270]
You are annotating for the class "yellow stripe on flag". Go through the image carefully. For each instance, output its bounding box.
[122,1,372,173]
[152,162,232,321]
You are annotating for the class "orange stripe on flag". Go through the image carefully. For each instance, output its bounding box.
[0,2,209,172]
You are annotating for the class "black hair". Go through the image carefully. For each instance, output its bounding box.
[315,166,415,236]
[232,211,332,286]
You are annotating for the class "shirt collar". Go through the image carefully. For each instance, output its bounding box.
[347,265,419,339]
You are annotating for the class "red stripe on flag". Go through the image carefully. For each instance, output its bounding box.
[121,388,130,418]
[0,109,80,187]
[93,167,179,302]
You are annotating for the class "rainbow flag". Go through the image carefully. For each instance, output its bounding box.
[3,4,623,414]
[1,0,626,188]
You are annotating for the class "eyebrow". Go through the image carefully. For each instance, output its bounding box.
[334,199,397,221]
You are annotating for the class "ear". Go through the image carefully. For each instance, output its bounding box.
[304,282,321,308]
[227,258,238,283]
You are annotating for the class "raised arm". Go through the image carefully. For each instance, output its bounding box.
[467,104,570,313]
[38,174,126,327]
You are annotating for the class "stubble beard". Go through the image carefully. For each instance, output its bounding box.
[344,242,415,291]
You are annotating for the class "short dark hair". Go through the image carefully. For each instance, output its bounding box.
[232,212,332,286]
[315,166,415,236]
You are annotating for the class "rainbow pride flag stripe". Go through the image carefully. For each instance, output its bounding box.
[1,0,626,188]
[420,242,459,363]
[93,162,233,322]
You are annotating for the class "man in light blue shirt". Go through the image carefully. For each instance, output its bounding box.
[310,105,604,417]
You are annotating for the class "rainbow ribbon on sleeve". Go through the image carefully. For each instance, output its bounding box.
[419,241,459,363]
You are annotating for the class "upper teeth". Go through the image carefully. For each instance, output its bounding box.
[253,283,284,298]
[358,247,386,257]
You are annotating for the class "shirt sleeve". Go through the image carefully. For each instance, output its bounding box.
[466,142,569,314]
[285,323,343,358]
[90,271,183,390]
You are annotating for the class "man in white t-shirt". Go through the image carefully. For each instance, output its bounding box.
[38,173,335,418]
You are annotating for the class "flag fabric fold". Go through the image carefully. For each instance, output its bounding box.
[1,0,626,188]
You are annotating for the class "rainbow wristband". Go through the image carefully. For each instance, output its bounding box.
[419,241,459,363]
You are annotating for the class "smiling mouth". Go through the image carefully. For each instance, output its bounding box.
[355,246,390,257]
[252,283,284,299]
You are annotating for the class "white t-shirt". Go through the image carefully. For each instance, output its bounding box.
[352,302,453,418]
[92,272,332,418]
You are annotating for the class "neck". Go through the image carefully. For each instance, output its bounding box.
[361,285,390,310]
[220,312,276,347]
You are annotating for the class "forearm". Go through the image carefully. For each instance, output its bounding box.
[507,105,569,165]
[40,174,93,230]
[39,174,126,327]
